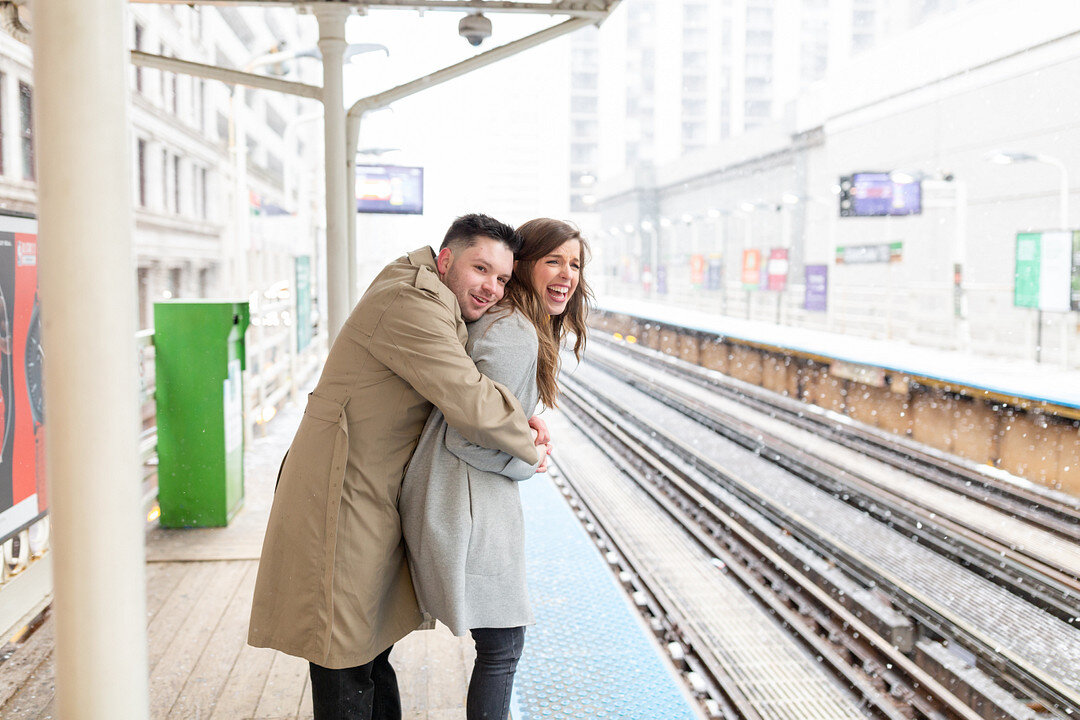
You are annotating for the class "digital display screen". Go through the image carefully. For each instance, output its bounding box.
[839,173,922,217]
[356,165,424,215]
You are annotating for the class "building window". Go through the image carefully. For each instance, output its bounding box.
[137,139,147,206]
[170,66,179,115]
[134,23,144,93]
[266,104,286,137]
[199,167,208,219]
[161,149,169,211]
[19,81,33,181]
[217,111,229,144]
[173,155,181,214]
[168,267,182,299]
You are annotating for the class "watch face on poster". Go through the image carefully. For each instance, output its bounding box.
[25,296,42,426]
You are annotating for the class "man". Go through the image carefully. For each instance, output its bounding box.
[249,214,549,720]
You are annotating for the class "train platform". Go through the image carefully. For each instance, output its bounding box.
[0,398,702,719]
[598,295,1080,414]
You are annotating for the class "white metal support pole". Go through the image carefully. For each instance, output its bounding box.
[1048,158,1070,367]
[32,1,150,718]
[316,5,351,341]
[346,112,363,308]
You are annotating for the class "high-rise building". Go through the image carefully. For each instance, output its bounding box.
[570,0,988,213]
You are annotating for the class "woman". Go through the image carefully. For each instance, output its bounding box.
[400,218,590,719]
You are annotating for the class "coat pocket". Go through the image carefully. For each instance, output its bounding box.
[464,467,522,577]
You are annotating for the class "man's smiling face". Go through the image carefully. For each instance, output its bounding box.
[437,237,515,321]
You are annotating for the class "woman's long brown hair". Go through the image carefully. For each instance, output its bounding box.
[500,218,592,408]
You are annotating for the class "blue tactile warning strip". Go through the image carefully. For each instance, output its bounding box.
[509,472,700,720]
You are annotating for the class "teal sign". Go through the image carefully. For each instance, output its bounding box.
[295,255,313,352]
[1014,231,1074,311]
[1014,233,1040,308]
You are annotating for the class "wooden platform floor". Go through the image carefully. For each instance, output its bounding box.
[0,402,477,719]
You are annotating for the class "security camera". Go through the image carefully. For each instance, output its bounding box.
[459,13,492,47]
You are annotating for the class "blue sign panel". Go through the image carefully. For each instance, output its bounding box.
[839,173,921,217]
[356,165,424,215]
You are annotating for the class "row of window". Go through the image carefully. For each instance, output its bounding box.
[135,138,210,220]
[0,75,36,182]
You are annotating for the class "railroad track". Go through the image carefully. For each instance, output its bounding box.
[592,333,1080,545]
[582,340,1080,620]
[555,360,1080,718]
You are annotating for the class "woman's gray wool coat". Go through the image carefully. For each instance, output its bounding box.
[400,309,543,637]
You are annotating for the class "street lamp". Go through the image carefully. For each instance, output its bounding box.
[986,150,1073,364]
[986,150,1069,229]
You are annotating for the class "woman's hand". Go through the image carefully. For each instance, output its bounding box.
[536,442,553,473]
[528,415,550,445]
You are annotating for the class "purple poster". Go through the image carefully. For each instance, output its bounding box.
[804,264,827,311]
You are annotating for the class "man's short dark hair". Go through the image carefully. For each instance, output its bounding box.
[440,213,523,254]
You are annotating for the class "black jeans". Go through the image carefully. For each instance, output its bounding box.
[467,626,526,720]
[310,645,400,720]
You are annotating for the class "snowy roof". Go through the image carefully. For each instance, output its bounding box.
[598,296,1080,414]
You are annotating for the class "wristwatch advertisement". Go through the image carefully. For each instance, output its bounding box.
[0,213,45,546]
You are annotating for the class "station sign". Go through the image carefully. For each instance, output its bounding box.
[835,242,902,264]
[1014,231,1075,312]
[356,164,424,215]
[0,213,45,545]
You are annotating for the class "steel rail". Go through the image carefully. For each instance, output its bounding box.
[558,371,1080,716]
[556,385,985,720]
[593,333,1080,541]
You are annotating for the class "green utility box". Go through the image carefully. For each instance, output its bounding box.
[154,301,250,527]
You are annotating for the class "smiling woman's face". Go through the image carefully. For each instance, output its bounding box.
[530,239,581,316]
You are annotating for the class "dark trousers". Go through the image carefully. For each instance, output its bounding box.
[310,645,400,720]
[467,626,526,720]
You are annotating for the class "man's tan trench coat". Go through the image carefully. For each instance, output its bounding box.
[247,247,539,669]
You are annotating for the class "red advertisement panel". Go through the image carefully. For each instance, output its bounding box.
[767,247,789,291]
[0,214,44,543]
[741,249,761,289]
[689,254,706,287]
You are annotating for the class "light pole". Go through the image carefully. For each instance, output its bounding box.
[986,150,1071,363]
[885,171,970,351]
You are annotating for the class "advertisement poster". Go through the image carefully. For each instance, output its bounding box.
[356,165,424,215]
[767,248,789,291]
[705,254,723,291]
[804,264,828,311]
[741,249,761,289]
[689,254,705,288]
[0,213,44,544]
